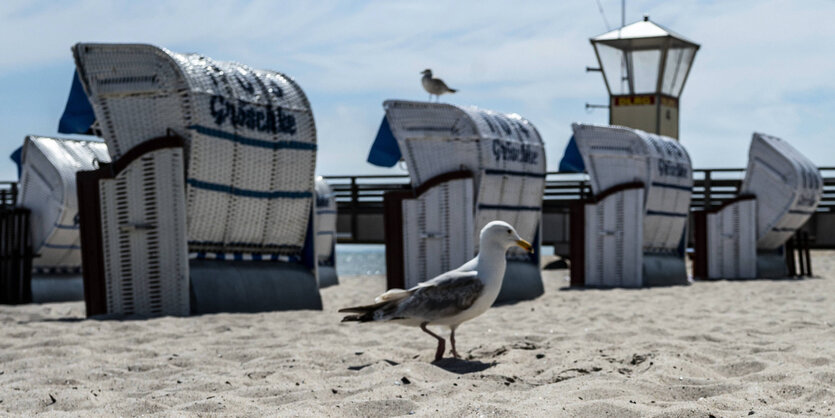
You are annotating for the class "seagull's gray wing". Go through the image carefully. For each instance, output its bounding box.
[435,79,452,90]
[394,270,484,321]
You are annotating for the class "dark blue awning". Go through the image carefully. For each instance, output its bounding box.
[558,135,585,172]
[10,146,22,179]
[57,70,95,135]
[366,117,401,167]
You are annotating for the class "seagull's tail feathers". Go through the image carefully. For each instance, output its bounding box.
[339,300,389,322]
[447,88,457,93]
[340,294,409,322]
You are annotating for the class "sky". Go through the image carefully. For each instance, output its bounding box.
[0,0,833,180]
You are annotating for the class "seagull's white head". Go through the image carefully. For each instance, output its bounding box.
[421,69,432,76]
[479,221,533,253]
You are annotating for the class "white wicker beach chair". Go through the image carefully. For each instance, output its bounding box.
[72,43,317,255]
[695,133,822,279]
[377,100,546,302]
[570,123,693,287]
[71,43,321,314]
[17,136,110,273]
[742,133,822,250]
[315,177,338,287]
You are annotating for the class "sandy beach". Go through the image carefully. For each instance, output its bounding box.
[1,252,834,417]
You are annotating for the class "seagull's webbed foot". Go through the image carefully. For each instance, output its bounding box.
[420,322,446,362]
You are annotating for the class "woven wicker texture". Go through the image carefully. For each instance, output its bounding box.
[315,177,337,264]
[584,188,644,287]
[402,177,475,289]
[382,100,545,257]
[740,133,823,250]
[72,43,316,255]
[572,123,693,254]
[707,200,757,279]
[17,136,110,270]
[99,147,189,316]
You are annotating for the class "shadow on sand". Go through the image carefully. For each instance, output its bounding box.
[431,358,494,374]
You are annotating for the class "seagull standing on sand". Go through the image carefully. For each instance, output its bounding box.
[421,69,457,102]
[340,221,533,362]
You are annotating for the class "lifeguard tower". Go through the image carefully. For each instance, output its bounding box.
[589,15,699,139]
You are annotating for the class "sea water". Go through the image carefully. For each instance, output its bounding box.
[334,244,555,277]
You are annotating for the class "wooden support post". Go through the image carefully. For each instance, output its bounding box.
[803,231,813,277]
[350,176,358,242]
[703,170,712,210]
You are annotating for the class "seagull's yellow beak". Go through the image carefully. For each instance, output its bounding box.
[515,239,534,253]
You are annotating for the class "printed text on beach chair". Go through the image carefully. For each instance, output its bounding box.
[693,133,822,279]
[315,177,338,288]
[372,101,546,302]
[570,123,693,287]
[17,136,109,273]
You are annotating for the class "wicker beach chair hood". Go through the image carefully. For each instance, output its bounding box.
[740,133,823,250]
[17,136,110,272]
[71,43,317,256]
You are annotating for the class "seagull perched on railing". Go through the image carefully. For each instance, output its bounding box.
[340,221,533,362]
[421,69,457,102]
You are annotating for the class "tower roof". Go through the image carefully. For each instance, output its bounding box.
[592,16,699,49]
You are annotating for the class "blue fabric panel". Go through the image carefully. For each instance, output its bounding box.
[58,71,96,135]
[367,117,401,167]
[10,146,22,179]
[558,135,585,173]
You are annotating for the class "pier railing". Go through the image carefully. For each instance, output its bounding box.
[323,167,835,249]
